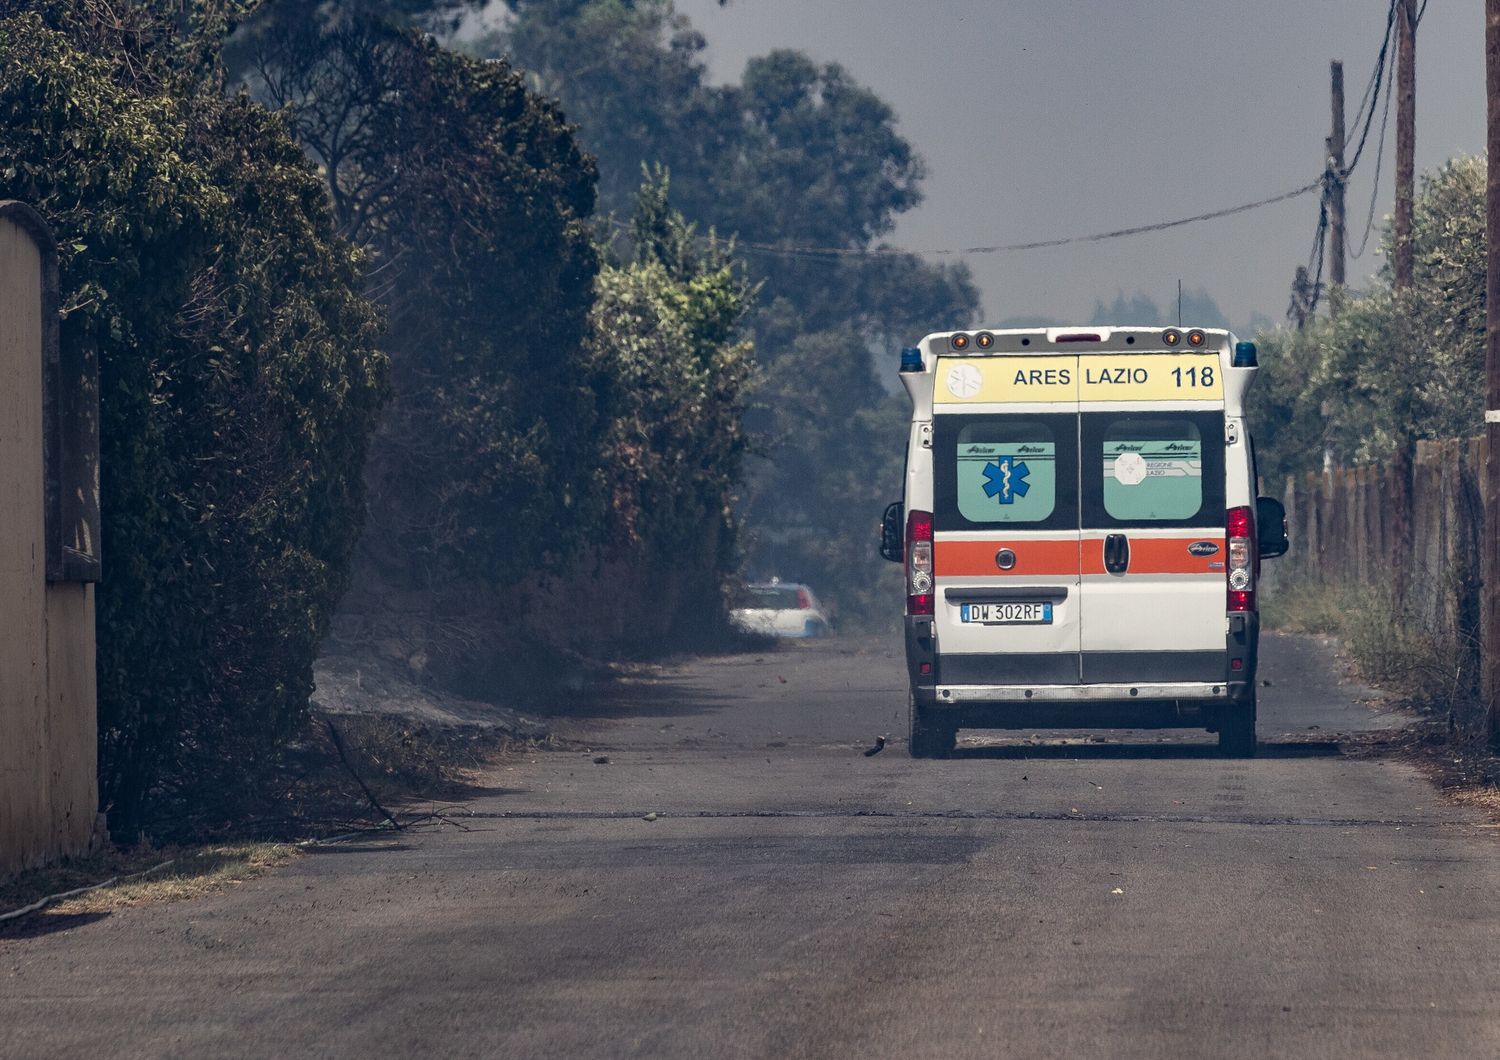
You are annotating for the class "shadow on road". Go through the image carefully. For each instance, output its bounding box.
[302,842,418,856]
[947,740,1343,761]
[529,673,734,723]
[0,910,111,941]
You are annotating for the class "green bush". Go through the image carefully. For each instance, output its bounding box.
[581,175,754,648]
[0,7,388,835]
[1251,157,1486,478]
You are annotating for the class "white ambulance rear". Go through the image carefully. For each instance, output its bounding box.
[879,327,1288,757]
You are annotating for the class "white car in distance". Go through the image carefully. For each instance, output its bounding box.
[730,581,833,639]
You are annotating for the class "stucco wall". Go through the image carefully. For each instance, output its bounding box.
[0,211,98,877]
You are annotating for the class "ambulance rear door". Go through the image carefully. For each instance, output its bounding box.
[1077,353,1227,684]
[931,357,1081,686]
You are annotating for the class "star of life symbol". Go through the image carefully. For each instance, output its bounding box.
[945,363,982,398]
[982,456,1031,505]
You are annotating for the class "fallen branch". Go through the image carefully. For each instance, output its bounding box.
[323,718,403,831]
[0,858,176,924]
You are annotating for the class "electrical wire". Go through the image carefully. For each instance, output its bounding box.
[721,180,1321,262]
[1298,194,1330,320]
[1348,52,1396,260]
[1294,0,1404,314]
[1342,0,1397,153]
[1343,0,1398,177]
[1310,205,1328,304]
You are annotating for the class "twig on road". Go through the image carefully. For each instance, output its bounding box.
[324,718,403,831]
[0,859,176,924]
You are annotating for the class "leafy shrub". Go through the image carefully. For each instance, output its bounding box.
[1252,158,1486,478]
[0,7,388,835]
[581,176,754,648]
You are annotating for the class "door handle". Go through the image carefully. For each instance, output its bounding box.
[1104,533,1130,574]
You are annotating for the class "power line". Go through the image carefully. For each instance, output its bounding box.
[723,180,1322,263]
[1343,0,1397,153]
[1344,0,1398,177]
[1310,200,1329,289]
[1305,192,1330,319]
[1348,49,1396,260]
[1296,0,1403,316]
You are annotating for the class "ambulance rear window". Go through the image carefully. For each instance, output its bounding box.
[1091,416,1217,524]
[953,420,1058,524]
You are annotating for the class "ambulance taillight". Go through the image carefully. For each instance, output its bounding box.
[1226,505,1256,612]
[907,509,934,616]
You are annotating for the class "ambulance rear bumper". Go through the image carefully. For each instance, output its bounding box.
[931,682,1227,705]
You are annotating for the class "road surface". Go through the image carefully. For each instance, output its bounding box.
[3,633,1498,1058]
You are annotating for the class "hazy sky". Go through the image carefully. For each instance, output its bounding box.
[670,0,1486,333]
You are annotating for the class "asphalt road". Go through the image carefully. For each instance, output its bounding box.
[3,633,1499,1059]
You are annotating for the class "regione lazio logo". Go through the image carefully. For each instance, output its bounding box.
[945,363,982,398]
[982,456,1030,505]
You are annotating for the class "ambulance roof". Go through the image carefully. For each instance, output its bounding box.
[922,325,1238,357]
[900,326,1256,419]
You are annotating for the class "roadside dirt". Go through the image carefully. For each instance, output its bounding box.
[1342,722,1500,819]
[0,843,298,938]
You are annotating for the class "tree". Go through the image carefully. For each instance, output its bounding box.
[0,3,388,834]
[247,16,604,594]
[741,332,908,622]
[1251,157,1487,479]
[492,0,981,623]
[492,0,717,215]
[580,170,755,650]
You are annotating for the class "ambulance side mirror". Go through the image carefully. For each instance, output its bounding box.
[1256,496,1289,559]
[879,502,904,563]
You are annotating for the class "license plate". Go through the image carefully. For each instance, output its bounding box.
[960,602,1053,624]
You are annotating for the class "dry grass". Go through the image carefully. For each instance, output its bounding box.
[2,704,548,930]
[1,842,298,924]
[1261,579,1358,635]
[1446,784,1500,820]
[1267,578,1500,821]
[1265,580,1480,721]
[0,710,532,930]
[1343,720,1500,824]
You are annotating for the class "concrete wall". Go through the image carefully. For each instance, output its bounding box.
[0,208,99,878]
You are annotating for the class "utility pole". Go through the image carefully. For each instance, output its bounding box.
[1327,60,1347,297]
[1484,0,1500,749]
[1394,0,1418,289]
[1388,2,1419,608]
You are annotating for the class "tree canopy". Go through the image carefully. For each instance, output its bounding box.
[0,0,766,834]
[1251,157,1486,480]
[493,0,981,623]
[246,14,604,593]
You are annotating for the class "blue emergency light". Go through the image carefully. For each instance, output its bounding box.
[1232,341,1258,368]
[899,346,923,373]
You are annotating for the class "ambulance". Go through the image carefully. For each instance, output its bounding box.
[878,326,1288,757]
